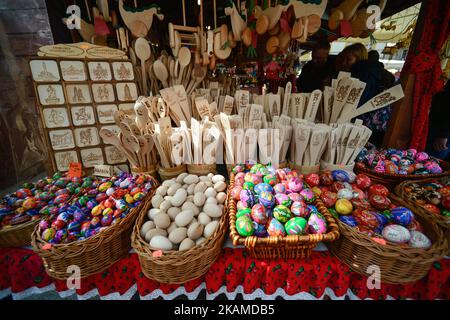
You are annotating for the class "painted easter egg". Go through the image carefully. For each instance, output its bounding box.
[42,228,56,241]
[288,192,302,202]
[275,193,292,207]
[300,188,315,203]
[51,219,66,230]
[335,199,353,215]
[320,191,337,208]
[101,214,113,226]
[67,221,81,232]
[254,183,273,194]
[391,207,414,226]
[368,184,389,197]
[263,174,277,186]
[421,203,441,215]
[22,198,36,210]
[337,188,354,200]
[258,191,275,208]
[350,198,371,210]
[240,189,255,208]
[331,170,350,182]
[339,215,358,227]
[243,181,255,191]
[305,173,320,187]
[250,174,263,185]
[320,171,333,186]
[290,201,308,217]
[273,183,286,194]
[251,204,268,224]
[441,195,450,210]
[285,217,308,235]
[267,218,286,237]
[237,208,252,219]
[287,177,303,193]
[382,224,411,243]
[95,193,108,203]
[253,221,268,237]
[236,216,255,237]
[273,205,291,223]
[231,186,242,201]
[275,169,287,181]
[409,231,432,249]
[355,174,371,190]
[236,201,247,211]
[353,209,379,230]
[307,212,327,234]
[369,194,391,210]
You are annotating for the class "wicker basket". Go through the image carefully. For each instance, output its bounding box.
[354,161,450,189]
[131,194,229,284]
[157,164,187,181]
[228,173,340,259]
[326,194,448,284]
[31,180,158,280]
[131,165,158,178]
[0,218,41,248]
[187,163,217,175]
[395,178,450,251]
[289,162,320,175]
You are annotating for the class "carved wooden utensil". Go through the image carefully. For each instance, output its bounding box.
[134,37,151,95]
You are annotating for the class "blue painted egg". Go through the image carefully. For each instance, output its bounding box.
[391,207,414,226]
[254,183,273,195]
[339,215,358,227]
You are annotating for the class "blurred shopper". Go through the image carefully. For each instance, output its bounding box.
[297,41,334,92]
[426,80,450,160]
[368,50,396,89]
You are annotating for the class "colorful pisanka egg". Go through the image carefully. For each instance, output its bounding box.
[42,228,56,241]
[22,198,36,210]
[351,187,366,200]
[353,210,379,230]
[337,188,354,200]
[391,207,414,226]
[253,222,268,237]
[267,218,286,237]
[320,191,337,208]
[101,214,113,226]
[51,219,66,230]
[243,181,255,191]
[368,184,389,197]
[54,194,69,204]
[339,215,358,227]
[291,201,308,217]
[307,212,327,234]
[288,192,302,202]
[382,224,411,243]
[251,174,263,185]
[273,183,286,194]
[254,183,272,194]
[273,205,291,223]
[305,173,320,187]
[231,186,242,201]
[335,199,353,215]
[331,181,346,193]
[259,191,275,208]
[275,193,292,207]
[239,189,255,208]
[236,208,252,219]
[115,199,128,211]
[236,216,255,237]
[275,169,287,181]
[16,188,32,199]
[285,217,308,235]
[331,170,350,182]
[287,177,303,193]
[409,231,432,249]
[369,194,391,210]
[263,174,277,186]
[251,204,268,224]
[133,192,145,201]
[67,221,81,232]
[236,201,247,211]
[300,188,315,203]
[320,171,334,186]
[355,174,371,190]
[39,220,49,230]
[54,229,67,243]
[415,151,429,162]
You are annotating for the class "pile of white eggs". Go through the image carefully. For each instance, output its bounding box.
[140,173,227,252]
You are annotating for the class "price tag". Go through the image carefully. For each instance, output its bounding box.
[68,162,82,178]
[93,164,113,177]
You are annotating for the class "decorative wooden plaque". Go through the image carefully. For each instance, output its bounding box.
[30,56,137,174]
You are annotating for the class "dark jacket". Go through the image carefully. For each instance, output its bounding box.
[429,82,450,138]
[297,59,334,93]
[350,60,385,106]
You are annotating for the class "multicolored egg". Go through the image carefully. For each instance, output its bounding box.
[288,192,302,202]
[320,191,337,208]
[409,231,432,249]
[369,194,391,210]
[382,224,411,243]
[236,216,255,237]
[339,215,358,227]
[287,177,303,193]
[251,204,268,224]
[300,188,315,203]
[319,171,333,186]
[307,212,327,234]
[237,208,252,219]
[253,221,268,237]
[335,199,353,215]
[331,170,350,182]
[305,173,320,187]
[243,181,255,191]
[263,174,277,186]
[285,217,308,235]
[258,191,275,208]
[254,183,273,194]
[273,183,286,194]
[355,174,371,190]
[275,193,292,207]
[353,209,379,230]
[267,218,286,237]
[273,205,291,223]
[391,207,414,226]
[240,189,255,208]
[42,228,56,241]
[337,188,354,200]
[368,184,389,197]
[290,201,308,218]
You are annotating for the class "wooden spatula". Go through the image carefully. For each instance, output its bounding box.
[135,37,151,95]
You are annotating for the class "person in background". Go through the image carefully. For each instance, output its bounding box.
[426,80,450,160]
[368,50,396,89]
[296,41,334,92]
[341,43,390,146]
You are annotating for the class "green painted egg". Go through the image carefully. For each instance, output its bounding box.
[236,208,252,219]
[273,205,292,223]
[236,216,255,237]
[285,217,308,235]
[243,181,255,191]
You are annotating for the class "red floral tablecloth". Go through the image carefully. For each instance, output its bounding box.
[0,247,448,300]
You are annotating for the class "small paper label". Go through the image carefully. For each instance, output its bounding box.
[93,164,113,177]
[68,162,82,178]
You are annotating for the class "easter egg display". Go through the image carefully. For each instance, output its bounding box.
[231,163,329,238]
[402,179,450,218]
[38,173,157,244]
[317,170,434,248]
[142,173,226,252]
[356,147,444,175]
[0,172,92,233]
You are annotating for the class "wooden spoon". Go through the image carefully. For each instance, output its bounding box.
[135,37,151,95]
[186,65,207,95]
[177,47,191,85]
[99,128,139,167]
[153,60,169,88]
